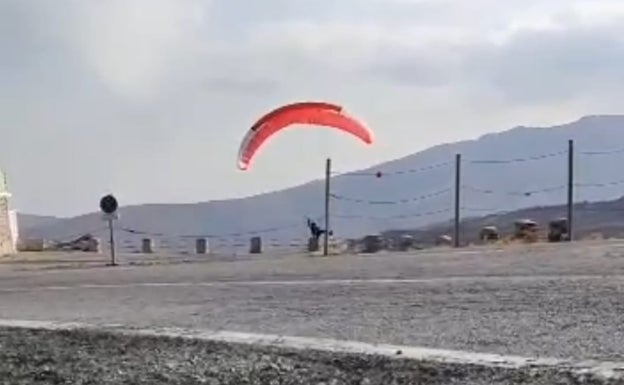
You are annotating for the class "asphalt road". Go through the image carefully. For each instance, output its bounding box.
[2,241,624,362]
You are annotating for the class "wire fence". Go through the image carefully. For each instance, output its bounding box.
[33,139,624,255]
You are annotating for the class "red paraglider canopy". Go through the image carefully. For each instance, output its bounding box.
[237,102,373,170]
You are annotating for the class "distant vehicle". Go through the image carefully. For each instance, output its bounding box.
[479,226,500,242]
[513,219,539,242]
[361,234,384,253]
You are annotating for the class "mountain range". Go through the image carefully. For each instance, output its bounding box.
[17,115,624,251]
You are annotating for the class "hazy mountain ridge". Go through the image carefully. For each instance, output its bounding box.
[16,214,61,232]
[18,115,624,245]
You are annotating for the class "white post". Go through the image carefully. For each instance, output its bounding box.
[0,170,14,255]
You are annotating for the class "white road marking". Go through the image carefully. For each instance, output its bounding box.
[0,274,622,293]
[0,318,622,380]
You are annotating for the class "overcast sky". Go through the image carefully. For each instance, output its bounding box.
[3,0,624,217]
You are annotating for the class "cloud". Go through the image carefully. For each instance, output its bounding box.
[68,0,208,99]
[474,21,624,104]
[3,0,624,216]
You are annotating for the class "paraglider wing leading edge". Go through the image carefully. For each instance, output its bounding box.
[237,102,373,170]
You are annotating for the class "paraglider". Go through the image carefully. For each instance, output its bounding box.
[306,217,333,241]
[237,102,373,170]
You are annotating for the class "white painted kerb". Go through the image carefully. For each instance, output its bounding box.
[0,319,623,380]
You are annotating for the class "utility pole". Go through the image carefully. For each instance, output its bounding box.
[567,139,574,242]
[323,158,331,256]
[454,153,461,248]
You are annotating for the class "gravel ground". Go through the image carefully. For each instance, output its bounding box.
[1,327,621,385]
[1,275,624,361]
[1,241,624,382]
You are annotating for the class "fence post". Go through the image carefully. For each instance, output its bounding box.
[250,236,262,254]
[141,238,154,254]
[323,158,331,256]
[195,238,209,254]
[454,153,461,248]
[567,139,574,241]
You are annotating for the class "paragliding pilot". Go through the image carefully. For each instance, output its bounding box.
[307,218,333,241]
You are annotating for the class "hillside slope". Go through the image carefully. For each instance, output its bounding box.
[384,196,624,247]
[16,214,60,232]
[20,115,624,244]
